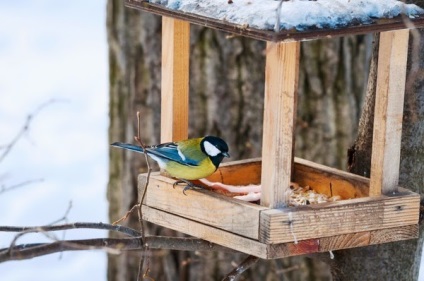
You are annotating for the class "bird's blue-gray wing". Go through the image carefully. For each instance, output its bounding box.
[146,143,199,166]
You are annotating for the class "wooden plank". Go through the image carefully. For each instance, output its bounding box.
[294,157,369,199]
[141,205,269,259]
[260,189,419,244]
[161,17,190,142]
[139,173,267,240]
[267,225,418,259]
[205,157,262,185]
[369,224,418,244]
[125,0,424,42]
[286,239,320,255]
[319,231,371,252]
[370,30,409,196]
[261,41,300,208]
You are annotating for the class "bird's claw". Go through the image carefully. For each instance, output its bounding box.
[173,179,202,195]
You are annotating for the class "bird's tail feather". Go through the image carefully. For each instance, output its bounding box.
[111,142,145,153]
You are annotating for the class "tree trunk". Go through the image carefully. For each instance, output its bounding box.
[107,2,162,280]
[334,30,424,281]
[107,1,370,280]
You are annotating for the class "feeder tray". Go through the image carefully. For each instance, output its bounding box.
[128,0,422,259]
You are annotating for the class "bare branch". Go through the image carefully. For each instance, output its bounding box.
[0,222,141,237]
[222,255,259,281]
[0,236,236,263]
[0,99,63,163]
[0,237,143,262]
[0,178,44,194]
[49,201,73,225]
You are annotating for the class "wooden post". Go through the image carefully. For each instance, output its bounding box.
[370,30,409,196]
[261,41,300,208]
[161,17,190,143]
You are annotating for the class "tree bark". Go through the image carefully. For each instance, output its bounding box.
[107,1,370,280]
[335,30,424,281]
[107,2,162,280]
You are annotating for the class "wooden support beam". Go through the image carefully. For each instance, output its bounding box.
[161,17,190,142]
[370,30,409,196]
[261,41,300,208]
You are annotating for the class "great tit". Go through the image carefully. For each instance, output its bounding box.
[111,136,230,186]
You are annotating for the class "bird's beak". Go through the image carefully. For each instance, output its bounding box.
[223,152,230,158]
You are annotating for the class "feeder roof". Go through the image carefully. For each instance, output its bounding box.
[126,0,424,41]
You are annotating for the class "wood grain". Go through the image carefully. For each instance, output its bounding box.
[139,173,267,240]
[141,205,269,259]
[369,224,418,244]
[294,158,369,199]
[319,231,371,252]
[319,225,418,253]
[286,239,320,255]
[267,225,418,259]
[260,189,419,244]
[261,41,300,209]
[370,30,409,196]
[161,17,190,143]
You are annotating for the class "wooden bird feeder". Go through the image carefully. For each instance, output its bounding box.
[127,0,424,259]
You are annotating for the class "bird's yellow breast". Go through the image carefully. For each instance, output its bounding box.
[164,157,217,180]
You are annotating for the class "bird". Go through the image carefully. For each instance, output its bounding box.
[111,136,230,193]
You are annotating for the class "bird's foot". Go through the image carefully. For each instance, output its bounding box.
[172,179,203,195]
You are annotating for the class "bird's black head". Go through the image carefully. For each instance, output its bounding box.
[200,136,230,168]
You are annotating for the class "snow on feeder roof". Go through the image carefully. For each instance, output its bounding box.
[152,0,424,31]
[126,0,424,41]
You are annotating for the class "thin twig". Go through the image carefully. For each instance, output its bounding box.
[112,204,140,225]
[8,201,72,257]
[133,111,152,238]
[0,99,62,163]
[0,178,44,194]
[222,255,260,281]
[49,201,73,225]
[133,111,153,280]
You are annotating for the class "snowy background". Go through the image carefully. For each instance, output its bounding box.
[0,1,109,280]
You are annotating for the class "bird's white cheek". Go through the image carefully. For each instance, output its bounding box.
[149,155,167,169]
[204,141,221,157]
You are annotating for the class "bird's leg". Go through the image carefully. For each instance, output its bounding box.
[172,179,203,195]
